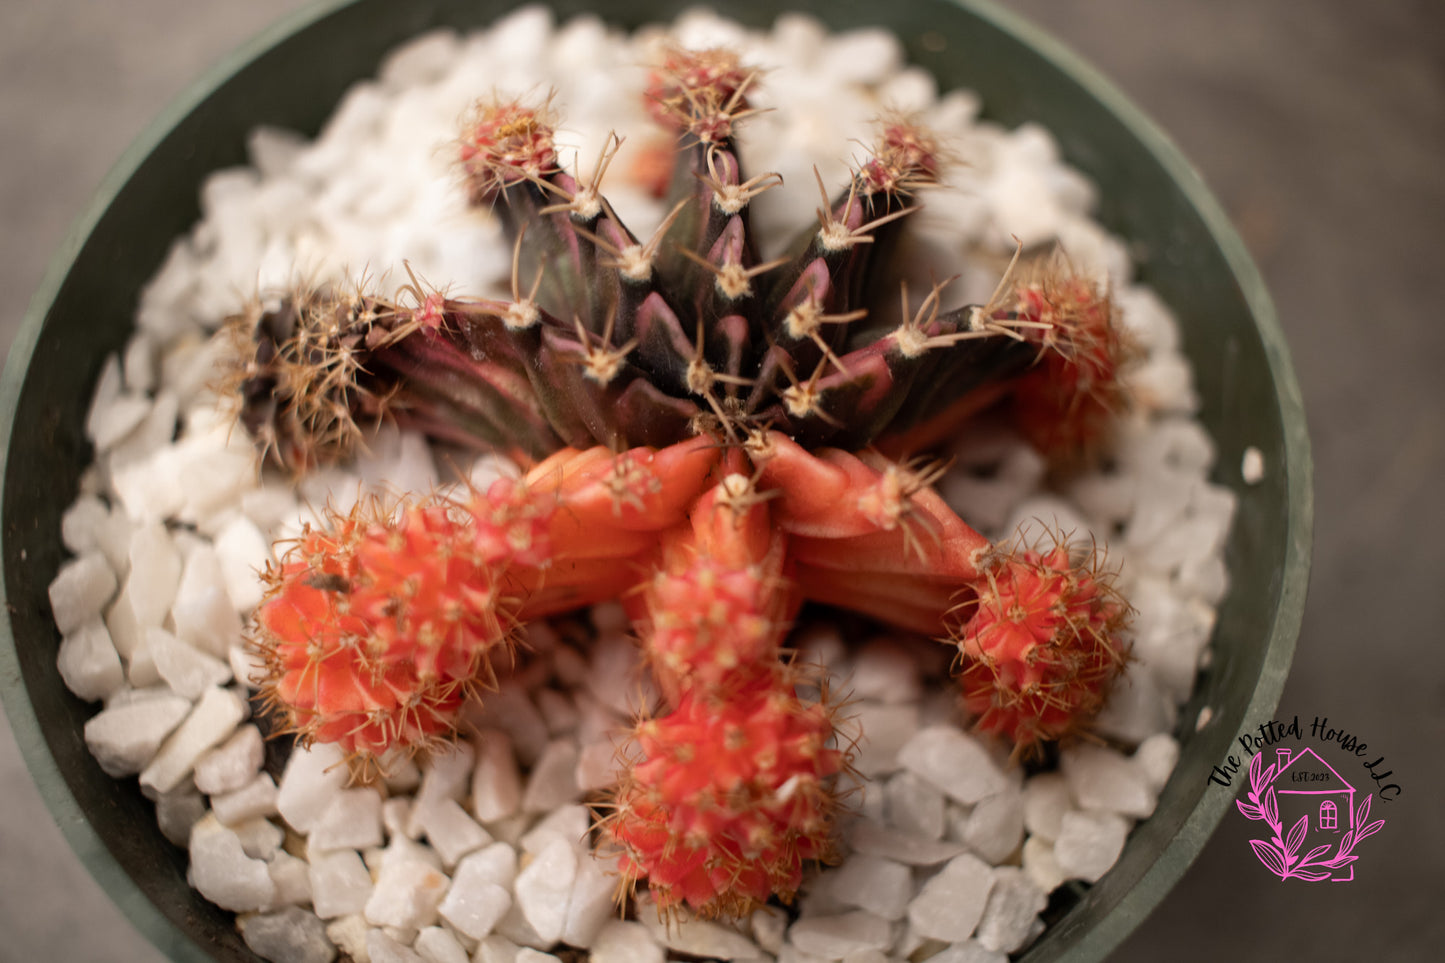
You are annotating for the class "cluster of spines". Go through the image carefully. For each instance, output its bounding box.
[235,47,1133,474]
[254,493,523,764]
[951,541,1132,750]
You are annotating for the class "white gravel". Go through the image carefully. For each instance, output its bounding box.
[43,6,1244,961]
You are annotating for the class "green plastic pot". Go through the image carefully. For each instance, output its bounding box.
[0,1,1310,960]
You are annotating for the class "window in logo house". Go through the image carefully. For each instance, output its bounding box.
[1319,800,1337,831]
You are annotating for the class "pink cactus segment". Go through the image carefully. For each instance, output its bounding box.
[859,118,941,197]
[791,565,962,637]
[954,542,1132,748]
[606,670,846,918]
[645,47,754,143]
[459,475,557,568]
[1007,272,1135,460]
[459,100,560,202]
[636,474,797,702]
[754,434,988,576]
[525,435,722,534]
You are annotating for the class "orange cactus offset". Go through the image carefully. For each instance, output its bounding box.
[255,500,513,762]
[606,669,849,919]
[953,540,1133,750]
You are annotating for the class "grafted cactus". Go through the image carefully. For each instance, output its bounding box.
[235,47,1135,919]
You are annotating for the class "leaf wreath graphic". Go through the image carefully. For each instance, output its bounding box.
[1237,753,1386,880]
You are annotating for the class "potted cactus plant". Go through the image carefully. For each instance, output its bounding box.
[0,2,1308,962]
[234,49,1136,918]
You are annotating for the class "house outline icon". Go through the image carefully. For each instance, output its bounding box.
[1267,746,1356,881]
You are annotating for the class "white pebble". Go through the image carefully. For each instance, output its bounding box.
[583,633,648,717]
[974,867,1046,953]
[110,390,179,469]
[439,845,516,940]
[1242,446,1265,484]
[473,933,523,963]
[48,552,117,634]
[897,726,1009,804]
[534,688,579,735]
[89,393,152,451]
[847,640,923,704]
[237,905,335,963]
[189,813,277,912]
[1053,810,1130,883]
[512,836,575,943]
[789,911,892,958]
[155,785,207,848]
[574,740,621,792]
[471,729,523,822]
[641,907,760,960]
[820,27,901,84]
[838,951,889,963]
[212,514,272,611]
[1061,743,1158,818]
[367,930,425,963]
[232,816,284,860]
[57,618,125,701]
[82,691,192,776]
[1021,773,1071,841]
[229,643,266,692]
[365,856,451,931]
[310,849,375,920]
[139,686,247,794]
[384,797,418,841]
[147,627,233,699]
[415,925,470,963]
[470,689,548,767]
[1091,668,1175,746]
[171,544,242,657]
[521,740,581,812]
[406,740,475,836]
[60,494,110,555]
[267,850,314,907]
[310,788,386,853]
[277,742,350,833]
[959,789,1026,865]
[193,724,264,795]
[418,798,492,868]
[1133,733,1181,793]
[847,818,969,866]
[210,773,280,826]
[924,940,1009,963]
[380,28,463,88]
[886,771,945,839]
[1021,836,1067,894]
[323,916,370,963]
[126,523,183,627]
[589,920,663,963]
[514,951,561,963]
[560,851,617,947]
[851,703,920,777]
[907,852,993,941]
[824,854,912,920]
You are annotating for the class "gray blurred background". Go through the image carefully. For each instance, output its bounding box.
[1,1,1440,960]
